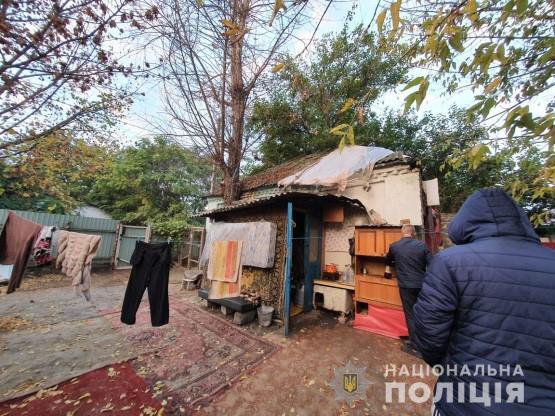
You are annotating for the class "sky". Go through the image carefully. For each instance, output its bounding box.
[112,0,530,146]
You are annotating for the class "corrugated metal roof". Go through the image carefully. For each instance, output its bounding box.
[194,192,364,218]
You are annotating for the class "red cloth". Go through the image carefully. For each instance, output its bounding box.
[0,212,42,293]
[354,304,409,339]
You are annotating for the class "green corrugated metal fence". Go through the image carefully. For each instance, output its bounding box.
[0,209,119,265]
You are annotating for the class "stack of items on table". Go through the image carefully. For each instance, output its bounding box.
[0,211,101,300]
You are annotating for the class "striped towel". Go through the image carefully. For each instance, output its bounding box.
[207,241,242,282]
[207,240,243,300]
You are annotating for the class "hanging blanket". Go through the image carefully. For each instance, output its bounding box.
[56,231,101,301]
[0,212,42,293]
[200,222,276,268]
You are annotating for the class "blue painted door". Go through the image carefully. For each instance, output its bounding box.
[303,213,322,311]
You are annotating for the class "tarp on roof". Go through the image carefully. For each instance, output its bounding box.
[278,145,393,192]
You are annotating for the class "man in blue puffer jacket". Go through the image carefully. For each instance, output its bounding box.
[413,188,555,415]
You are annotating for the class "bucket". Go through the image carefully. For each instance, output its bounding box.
[257,305,274,327]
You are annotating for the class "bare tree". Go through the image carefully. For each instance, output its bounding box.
[148,0,316,203]
[0,0,159,154]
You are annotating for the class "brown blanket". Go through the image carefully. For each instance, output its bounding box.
[56,231,101,300]
[0,212,42,293]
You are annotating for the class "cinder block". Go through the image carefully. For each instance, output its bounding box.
[221,305,234,316]
[233,310,256,325]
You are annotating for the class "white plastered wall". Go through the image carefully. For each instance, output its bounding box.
[341,165,423,226]
[323,164,424,273]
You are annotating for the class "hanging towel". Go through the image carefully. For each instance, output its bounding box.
[207,240,242,282]
[56,231,101,301]
[0,212,42,293]
[207,240,243,299]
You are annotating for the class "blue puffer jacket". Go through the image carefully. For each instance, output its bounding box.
[414,188,555,416]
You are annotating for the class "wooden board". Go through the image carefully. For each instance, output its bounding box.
[323,205,344,223]
[313,279,354,290]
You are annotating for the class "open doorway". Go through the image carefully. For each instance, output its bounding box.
[290,209,322,317]
[291,211,305,317]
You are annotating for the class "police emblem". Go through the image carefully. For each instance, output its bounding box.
[329,360,372,405]
[343,373,358,393]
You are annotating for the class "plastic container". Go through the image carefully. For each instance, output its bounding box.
[344,264,354,285]
[257,305,274,327]
[295,285,304,307]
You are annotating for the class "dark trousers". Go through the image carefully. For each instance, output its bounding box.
[121,241,171,327]
[399,287,421,347]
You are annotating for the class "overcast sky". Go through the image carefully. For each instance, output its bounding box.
[114,0,545,146]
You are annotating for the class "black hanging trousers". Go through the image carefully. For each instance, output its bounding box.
[121,241,171,327]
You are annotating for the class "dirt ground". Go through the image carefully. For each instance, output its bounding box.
[0,267,435,415]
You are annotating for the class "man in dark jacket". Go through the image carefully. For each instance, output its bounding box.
[386,224,432,355]
[414,188,555,415]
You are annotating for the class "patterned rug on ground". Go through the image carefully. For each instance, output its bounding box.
[0,362,162,416]
[103,300,279,413]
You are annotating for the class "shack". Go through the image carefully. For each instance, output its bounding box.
[196,145,439,335]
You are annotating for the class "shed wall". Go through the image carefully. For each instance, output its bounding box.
[207,205,287,317]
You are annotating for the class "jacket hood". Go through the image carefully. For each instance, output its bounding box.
[448,188,540,245]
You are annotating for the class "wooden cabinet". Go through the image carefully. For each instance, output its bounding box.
[355,227,402,257]
[355,228,381,256]
[354,226,404,309]
[383,229,403,255]
[355,274,402,308]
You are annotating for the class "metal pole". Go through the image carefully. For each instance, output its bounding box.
[283,202,293,337]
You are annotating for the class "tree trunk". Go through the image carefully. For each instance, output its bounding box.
[223,0,248,204]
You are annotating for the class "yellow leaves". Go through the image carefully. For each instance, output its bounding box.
[330,123,355,151]
[269,0,287,27]
[77,393,91,401]
[448,32,464,52]
[390,0,401,32]
[357,107,364,124]
[403,77,429,112]
[107,367,119,378]
[339,98,355,114]
[271,62,285,73]
[221,19,235,29]
[516,0,528,16]
[468,144,490,169]
[464,0,478,24]
[402,76,424,91]
[376,9,387,32]
[221,19,242,37]
[484,77,501,93]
